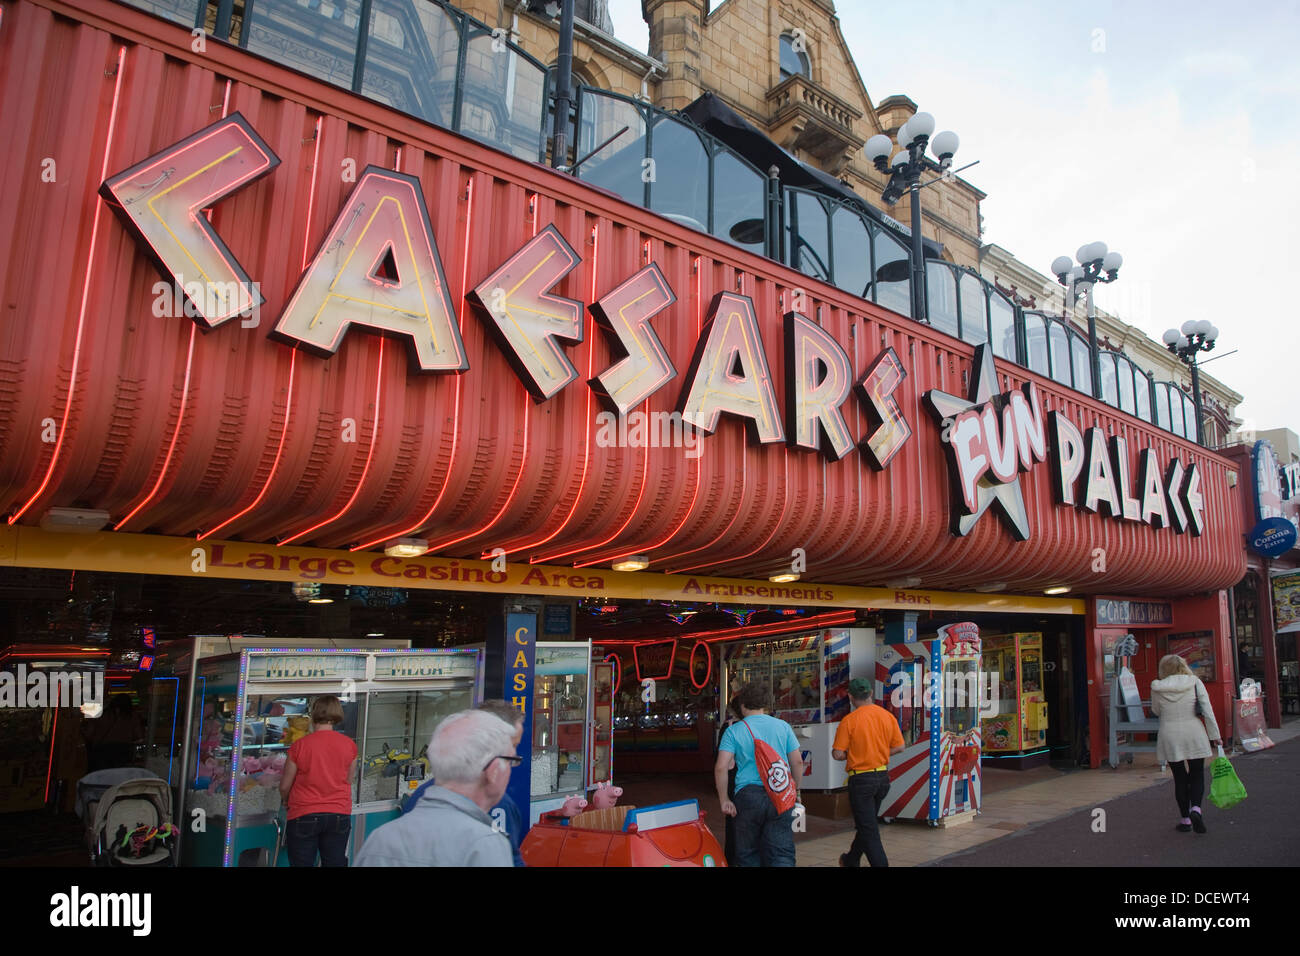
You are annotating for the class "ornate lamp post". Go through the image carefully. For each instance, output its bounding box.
[1051,242,1123,400]
[864,113,961,323]
[1162,320,1220,445]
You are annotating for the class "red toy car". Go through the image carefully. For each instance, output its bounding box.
[521,799,726,867]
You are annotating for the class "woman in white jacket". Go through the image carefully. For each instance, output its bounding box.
[1149,655,1221,833]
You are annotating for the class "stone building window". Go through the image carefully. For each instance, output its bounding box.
[779,33,811,80]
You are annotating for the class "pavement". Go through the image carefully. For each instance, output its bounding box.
[794,718,1300,868]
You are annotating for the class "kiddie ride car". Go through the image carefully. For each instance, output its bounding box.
[521,798,726,867]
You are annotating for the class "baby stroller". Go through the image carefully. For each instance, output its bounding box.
[77,768,178,867]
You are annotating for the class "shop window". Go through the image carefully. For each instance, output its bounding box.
[958,272,988,346]
[712,149,765,254]
[1048,320,1072,387]
[244,0,363,89]
[649,117,709,229]
[361,0,460,128]
[1024,312,1049,377]
[1152,383,1170,430]
[726,634,823,726]
[1134,371,1152,422]
[1070,331,1093,396]
[1183,394,1199,441]
[926,261,959,337]
[1098,352,1118,407]
[1168,387,1185,437]
[779,32,811,80]
[1116,357,1136,415]
[831,207,872,299]
[789,191,831,282]
[989,292,1017,361]
[871,230,911,316]
[576,90,648,207]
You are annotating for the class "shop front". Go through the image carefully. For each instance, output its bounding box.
[0,0,1247,855]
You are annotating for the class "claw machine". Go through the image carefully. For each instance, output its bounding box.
[979,633,1049,768]
[154,638,482,865]
[875,622,983,825]
[529,641,614,824]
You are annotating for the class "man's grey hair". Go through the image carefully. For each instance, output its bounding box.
[427,709,516,784]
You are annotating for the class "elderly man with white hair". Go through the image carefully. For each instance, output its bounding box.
[355,709,517,866]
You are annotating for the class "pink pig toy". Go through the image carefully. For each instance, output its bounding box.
[590,781,622,809]
[557,795,588,816]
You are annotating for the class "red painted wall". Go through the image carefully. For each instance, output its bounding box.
[0,0,1246,595]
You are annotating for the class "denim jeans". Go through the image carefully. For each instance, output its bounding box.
[731,785,795,867]
[845,771,891,867]
[286,813,351,867]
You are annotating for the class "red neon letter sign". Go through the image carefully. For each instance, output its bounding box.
[468,225,584,402]
[677,292,783,443]
[100,113,278,327]
[274,167,468,372]
[784,312,854,460]
[589,263,677,416]
[855,347,912,469]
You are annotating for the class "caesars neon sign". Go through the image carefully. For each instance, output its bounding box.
[101,115,1207,542]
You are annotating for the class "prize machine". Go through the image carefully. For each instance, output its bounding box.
[979,633,1049,768]
[875,622,983,825]
[150,637,483,865]
[720,627,875,790]
[529,641,615,824]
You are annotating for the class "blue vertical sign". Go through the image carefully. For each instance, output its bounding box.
[505,612,536,839]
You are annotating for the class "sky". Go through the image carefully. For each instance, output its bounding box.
[604,0,1300,437]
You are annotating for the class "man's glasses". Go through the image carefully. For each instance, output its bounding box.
[483,754,523,771]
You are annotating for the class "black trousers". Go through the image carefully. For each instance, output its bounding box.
[1169,759,1205,817]
[845,771,891,867]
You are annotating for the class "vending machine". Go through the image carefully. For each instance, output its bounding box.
[875,622,983,824]
[980,633,1048,765]
[529,642,615,824]
[152,638,482,865]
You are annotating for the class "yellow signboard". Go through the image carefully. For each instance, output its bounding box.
[0,526,1084,616]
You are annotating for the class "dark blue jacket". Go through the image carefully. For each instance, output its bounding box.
[399,779,525,866]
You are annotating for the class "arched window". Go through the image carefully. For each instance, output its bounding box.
[926,262,959,338]
[1070,331,1093,397]
[1116,357,1136,415]
[1048,320,1071,387]
[1153,383,1171,430]
[1024,312,1049,377]
[1134,370,1152,422]
[988,292,1017,361]
[779,32,810,80]
[1169,387,1185,438]
[649,116,709,229]
[958,272,988,346]
[1098,352,1118,407]
[788,190,830,282]
[1183,394,1199,442]
[871,230,910,315]
[831,207,872,300]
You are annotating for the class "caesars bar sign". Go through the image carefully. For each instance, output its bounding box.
[101,115,1207,544]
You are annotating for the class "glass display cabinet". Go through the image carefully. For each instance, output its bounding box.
[151,638,481,866]
[979,633,1048,760]
[530,642,611,822]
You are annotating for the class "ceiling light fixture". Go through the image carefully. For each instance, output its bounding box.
[769,572,799,583]
[385,537,428,557]
[1044,585,1071,595]
[40,508,111,533]
[612,555,649,572]
[974,582,1007,593]
[885,576,922,589]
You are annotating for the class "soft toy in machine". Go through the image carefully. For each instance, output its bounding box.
[590,782,622,808]
[522,798,726,867]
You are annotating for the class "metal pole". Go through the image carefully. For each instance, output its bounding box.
[909,177,926,322]
[1085,281,1102,400]
[1189,357,1205,445]
[550,0,576,169]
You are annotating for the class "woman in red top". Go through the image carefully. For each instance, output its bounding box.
[278,696,357,866]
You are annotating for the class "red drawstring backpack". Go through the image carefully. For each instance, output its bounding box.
[740,719,797,815]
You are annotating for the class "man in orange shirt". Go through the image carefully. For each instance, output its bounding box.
[832,678,904,867]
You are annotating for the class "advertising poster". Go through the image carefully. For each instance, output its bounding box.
[1167,631,1216,681]
[1273,570,1300,633]
[1234,696,1275,752]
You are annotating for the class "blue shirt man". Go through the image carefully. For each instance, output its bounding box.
[714,685,804,867]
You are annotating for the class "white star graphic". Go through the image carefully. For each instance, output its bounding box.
[924,345,1032,541]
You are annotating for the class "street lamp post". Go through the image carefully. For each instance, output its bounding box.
[864,114,961,323]
[1051,243,1123,400]
[1162,320,1220,445]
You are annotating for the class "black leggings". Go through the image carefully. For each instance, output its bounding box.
[1169,759,1205,817]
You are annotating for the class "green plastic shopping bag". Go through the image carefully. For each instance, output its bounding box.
[1209,745,1247,810]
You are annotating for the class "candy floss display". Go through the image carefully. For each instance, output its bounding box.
[875,623,983,825]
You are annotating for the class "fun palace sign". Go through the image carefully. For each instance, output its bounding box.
[102,114,1207,544]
